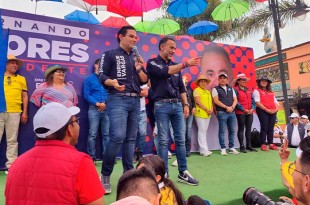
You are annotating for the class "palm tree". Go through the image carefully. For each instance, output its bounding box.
[161,0,309,42]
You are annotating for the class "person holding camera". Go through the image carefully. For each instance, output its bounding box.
[283,113,307,148]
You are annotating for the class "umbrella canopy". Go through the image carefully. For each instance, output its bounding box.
[34,0,62,14]
[149,18,180,35]
[211,0,249,21]
[107,0,143,18]
[133,21,153,32]
[64,10,100,24]
[101,16,130,28]
[167,0,208,18]
[83,0,108,13]
[187,20,218,35]
[66,0,107,12]
[120,0,163,12]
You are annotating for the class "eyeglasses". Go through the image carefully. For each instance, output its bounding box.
[288,161,307,176]
[7,76,11,85]
[70,117,80,125]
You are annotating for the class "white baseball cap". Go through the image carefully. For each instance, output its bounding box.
[301,115,309,119]
[290,113,299,118]
[33,102,80,138]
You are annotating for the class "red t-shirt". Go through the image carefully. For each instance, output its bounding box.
[76,157,105,204]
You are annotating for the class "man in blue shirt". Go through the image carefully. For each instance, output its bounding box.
[83,59,109,162]
[99,26,147,194]
[147,37,199,186]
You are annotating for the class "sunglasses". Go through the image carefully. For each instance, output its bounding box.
[7,76,11,85]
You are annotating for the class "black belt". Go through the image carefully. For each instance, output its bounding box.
[157,98,181,103]
[113,92,139,97]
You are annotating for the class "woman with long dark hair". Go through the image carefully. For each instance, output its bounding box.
[137,155,184,205]
[253,76,279,151]
[234,73,257,153]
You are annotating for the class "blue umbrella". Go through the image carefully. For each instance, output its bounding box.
[187,21,218,35]
[64,10,100,24]
[167,0,208,18]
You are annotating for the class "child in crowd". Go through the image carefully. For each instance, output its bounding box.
[136,155,184,205]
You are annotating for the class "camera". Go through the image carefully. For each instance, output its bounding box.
[243,187,294,205]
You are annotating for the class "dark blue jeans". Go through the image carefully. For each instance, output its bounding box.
[217,111,236,149]
[154,101,187,173]
[87,105,109,159]
[256,107,276,145]
[101,94,140,176]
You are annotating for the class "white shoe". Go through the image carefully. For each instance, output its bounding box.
[201,151,213,157]
[168,151,172,159]
[172,160,178,167]
[229,148,240,155]
[221,149,227,156]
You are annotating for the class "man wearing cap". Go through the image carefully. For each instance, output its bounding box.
[98,26,147,193]
[5,102,105,205]
[283,113,307,148]
[212,73,239,156]
[147,37,200,186]
[300,115,310,129]
[0,54,28,174]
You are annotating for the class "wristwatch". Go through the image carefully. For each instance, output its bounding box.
[183,103,189,107]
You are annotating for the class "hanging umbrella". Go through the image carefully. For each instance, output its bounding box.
[64,10,100,24]
[107,0,143,18]
[66,0,107,12]
[187,20,218,35]
[120,0,163,12]
[167,0,208,18]
[82,0,109,14]
[211,0,249,21]
[101,16,130,28]
[148,18,180,35]
[32,0,62,14]
[133,21,153,32]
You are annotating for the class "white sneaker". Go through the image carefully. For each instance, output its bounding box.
[172,160,178,167]
[229,148,240,155]
[201,151,213,157]
[168,151,172,159]
[221,149,227,156]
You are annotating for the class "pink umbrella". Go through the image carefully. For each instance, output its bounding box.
[120,0,163,12]
[107,0,143,18]
[101,16,130,28]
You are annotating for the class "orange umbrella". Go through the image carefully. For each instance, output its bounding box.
[101,16,130,28]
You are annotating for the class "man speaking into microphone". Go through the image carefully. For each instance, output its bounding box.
[98,26,147,194]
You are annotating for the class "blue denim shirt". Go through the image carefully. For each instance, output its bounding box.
[98,47,147,94]
[83,73,108,106]
[147,55,186,101]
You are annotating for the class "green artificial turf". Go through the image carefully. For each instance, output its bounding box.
[0,149,297,205]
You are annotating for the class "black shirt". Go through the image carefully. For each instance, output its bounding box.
[147,55,186,101]
[99,47,147,94]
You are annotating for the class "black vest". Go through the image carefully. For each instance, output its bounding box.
[287,123,305,147]
[215,85,234,111]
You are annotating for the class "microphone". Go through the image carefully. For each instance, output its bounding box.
[132,46,141,63]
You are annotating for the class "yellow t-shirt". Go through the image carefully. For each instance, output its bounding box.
[193,87,212,119]
[160,186,177,205]
[4,74,27,112]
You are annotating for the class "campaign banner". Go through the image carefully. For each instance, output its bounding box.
[0,9,257,168]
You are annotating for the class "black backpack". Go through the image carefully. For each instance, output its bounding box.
[251,128,261,148]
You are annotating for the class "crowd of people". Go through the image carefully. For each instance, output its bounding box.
[1,25,310,204]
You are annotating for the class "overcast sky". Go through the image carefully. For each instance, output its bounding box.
[1,0,309,58]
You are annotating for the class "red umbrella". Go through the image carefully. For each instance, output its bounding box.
[101,16,130,28]
[120,0,163,12]
[83,0,108,13]
[107,0,143,18]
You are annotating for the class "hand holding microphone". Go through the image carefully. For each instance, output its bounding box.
[132,46,144,70]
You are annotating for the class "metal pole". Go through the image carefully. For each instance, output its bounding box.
[269,0,290,123]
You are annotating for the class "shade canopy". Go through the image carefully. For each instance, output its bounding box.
[120,0,163,12]
[101,16,130,28]
[211,0,249,21]
[167,0,208,18]
[187,20,218,35]
[64,10,100,24]
[149,18,180,35]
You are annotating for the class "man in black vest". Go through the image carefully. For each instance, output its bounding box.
[283,113,306,148]
[212,73,239,156]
